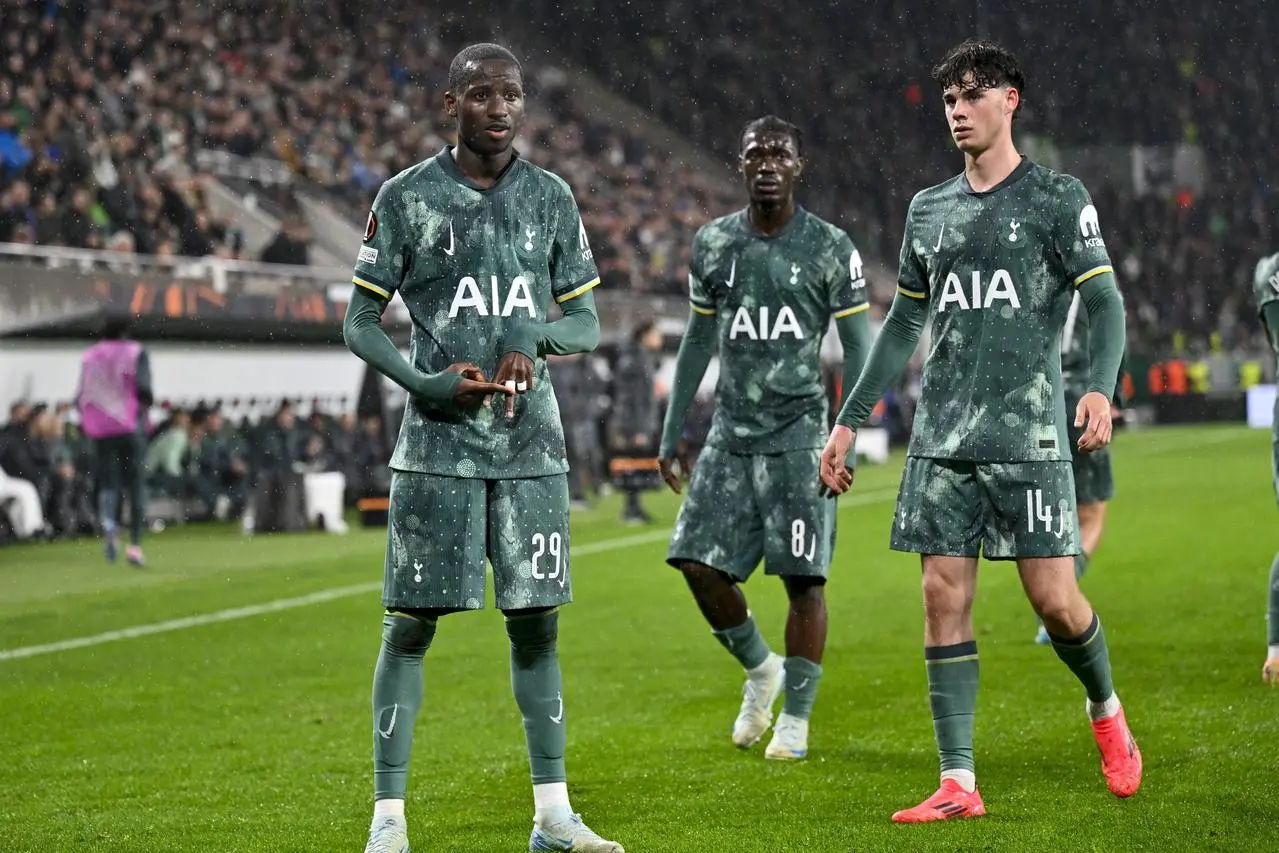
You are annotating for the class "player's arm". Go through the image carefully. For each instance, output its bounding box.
[657,306,715,493]
[1059,180,1125,451]
[834,291,926,431]
[502,289,600,359]
[1077,273,1125,401]
[821,214,929,495]
[135,348,154,408]
[342,288,463,405]
[827,234,873,460]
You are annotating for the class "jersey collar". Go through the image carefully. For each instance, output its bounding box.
[959,156,1033,197]
[737,205,807,240]
[437,145,523,193]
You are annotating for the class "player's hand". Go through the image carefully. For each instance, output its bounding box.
[820,425,857,497]
[444,362,512,410]
[658,456,684,494]
[492,351,535,419]
[1074,391,1113,453]
[1264,656,1279,685]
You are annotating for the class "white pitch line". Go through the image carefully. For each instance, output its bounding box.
[0,487,901,663]
[3,425,1246,666]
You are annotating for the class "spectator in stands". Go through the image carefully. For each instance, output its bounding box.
[33,191,60,244]
[262,401,300,469]
[550,353,606,510]
[60,187,94,249]
[77,315,153,566]
[0,179,33,241]
[145,407,190,496]
[0,401,48,541]
[610,318,663,525]
[259,218,311,266]
[353,413,390,499]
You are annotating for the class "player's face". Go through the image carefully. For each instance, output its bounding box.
[446,60,525,157]
[739,131,803,205]
[942,78,1017,155]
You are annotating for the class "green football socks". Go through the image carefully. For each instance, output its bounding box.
[925,641,979,774]
[506,609,567,785]
[781,656,822,720]
[372,612,437,800]
[1268,551,1279,646]
[1049,613,1115,703]
[712,615,771,671]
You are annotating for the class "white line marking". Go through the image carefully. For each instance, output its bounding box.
[6,427,1241,666]
[0,487,901,663]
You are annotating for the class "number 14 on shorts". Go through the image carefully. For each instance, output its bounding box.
[1025,488,1070,537]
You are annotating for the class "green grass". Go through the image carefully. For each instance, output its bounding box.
[1,424,1276,852]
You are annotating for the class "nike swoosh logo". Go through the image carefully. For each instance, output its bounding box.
[443,222,455,256]
[549,692,564,724]
[726,259,736,288]
[378,703,398,738]
[793,678,809,691]
[933,223,945,253]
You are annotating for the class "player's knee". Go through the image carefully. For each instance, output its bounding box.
[382,610,437,656]
[1028,585,1080,627]
[505,607,559,658]
[783,575,826,605]
[680,561,732,588]
[921,566,969,612]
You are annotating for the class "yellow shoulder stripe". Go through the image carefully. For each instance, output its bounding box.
[1074,265,1114,287]
[555,276,601,304]
[353,276,391,299]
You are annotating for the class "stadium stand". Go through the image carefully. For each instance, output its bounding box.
[2,0,1276,545]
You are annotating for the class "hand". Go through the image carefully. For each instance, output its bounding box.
[658,456,684,494]
[444,362,513,410]
[819,425,857,497]
[1074,391,1113,453]
[1264,655,1279,685]
[492,351,535,419]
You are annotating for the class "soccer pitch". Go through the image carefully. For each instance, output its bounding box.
[1,424,1274,852]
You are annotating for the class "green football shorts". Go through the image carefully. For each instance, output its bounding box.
[667,446,835,581]
[383,470,572,611]
[891,457,1080,560]
[1067,422,1115,505]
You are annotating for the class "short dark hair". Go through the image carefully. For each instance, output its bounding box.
[931,39,1025,118]
[739,115,803,157]
[101,316,133,339]
[632,317,657,342]
[448,43,521,94]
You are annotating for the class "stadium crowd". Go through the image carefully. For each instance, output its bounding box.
[0,396,394,541]
[2,1,1273,350]
[0,0,734,295]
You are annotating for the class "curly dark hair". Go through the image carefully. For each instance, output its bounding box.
[931,39,1025,119]
[739,115,804,157]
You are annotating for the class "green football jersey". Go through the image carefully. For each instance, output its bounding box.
[898,158,1116,462]
[351,147,601,480]
[1254,252,1279,361]
[689,207,869,453]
